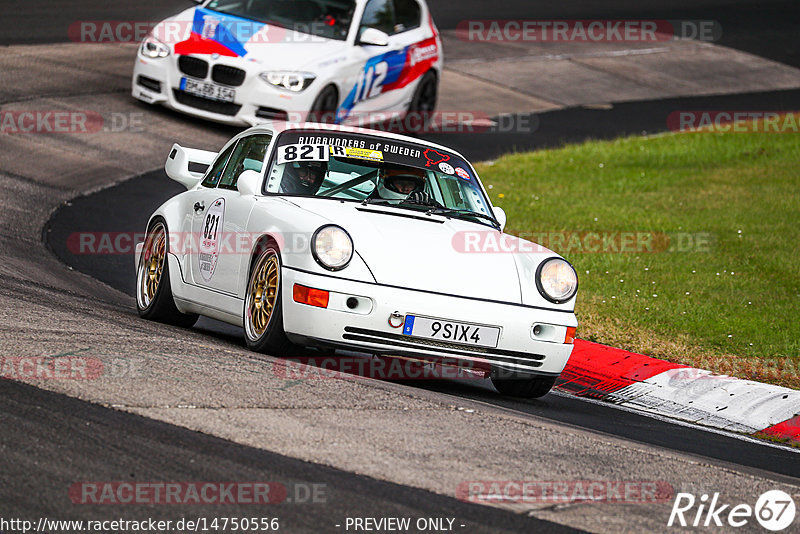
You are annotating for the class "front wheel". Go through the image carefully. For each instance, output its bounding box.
[307,85,338,124]
[407,71,438,115]
[244,244,292,354]
[136,219,198,327]
[491,375,557,398]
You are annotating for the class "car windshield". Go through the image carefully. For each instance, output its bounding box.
[264,130,499,228]
[204,0,356,41]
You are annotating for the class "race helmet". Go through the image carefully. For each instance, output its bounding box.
[376,165,426,200]
[282,160,327,195]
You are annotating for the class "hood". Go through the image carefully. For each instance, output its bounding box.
[160,7,347,70]
[286,198,525,304]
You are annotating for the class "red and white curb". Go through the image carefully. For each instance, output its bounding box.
[555,340,800,445]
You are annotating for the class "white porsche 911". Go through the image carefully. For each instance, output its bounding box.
[132,0,441,126]
[135,123,579,397]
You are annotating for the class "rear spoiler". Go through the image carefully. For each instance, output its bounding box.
[165,143,217,189]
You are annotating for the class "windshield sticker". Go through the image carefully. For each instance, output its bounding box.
[276,131,468,174]
[199,198,224,282]
[439,162,454,175]
[423,148,450,167]
[277,144,330,164]
[455,167,470,180]
[332,146,384,162]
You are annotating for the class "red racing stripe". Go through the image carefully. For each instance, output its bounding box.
[174,32,239,57]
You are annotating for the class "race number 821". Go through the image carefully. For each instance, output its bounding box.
[277,144,329,164]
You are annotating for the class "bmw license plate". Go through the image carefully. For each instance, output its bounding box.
[403,315,500,348]
[180,77,235,102]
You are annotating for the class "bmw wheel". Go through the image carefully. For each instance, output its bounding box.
[308,85,338,124]
[408,70,438,115]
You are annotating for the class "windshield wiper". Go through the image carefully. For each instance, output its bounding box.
[361,197,394,206]
[425,207,501,229]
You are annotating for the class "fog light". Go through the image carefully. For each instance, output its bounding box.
[293,284,329,308]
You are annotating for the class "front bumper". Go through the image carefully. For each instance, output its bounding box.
[132,55,318,126]
[280,266,577,376]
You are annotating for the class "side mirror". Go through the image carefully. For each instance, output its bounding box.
[165,143,216,190]
[237,170,262,196]
[358,27,389,46]
[493,206,507,231]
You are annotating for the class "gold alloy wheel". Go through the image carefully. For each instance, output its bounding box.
[137,222,166,310]
[245,250,280,340]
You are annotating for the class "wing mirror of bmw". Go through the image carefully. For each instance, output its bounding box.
[357,27,389,46]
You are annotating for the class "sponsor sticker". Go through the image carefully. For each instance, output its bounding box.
[455,167,470,179]
[439,162,455,174]
[423,148,450,167]
[410,42,438,66]
[331,146,384,162]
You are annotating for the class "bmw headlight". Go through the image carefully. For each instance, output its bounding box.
[312,225,353,271]
[536,257,578,303]
[259,71,316,92]
[141,35,170,58]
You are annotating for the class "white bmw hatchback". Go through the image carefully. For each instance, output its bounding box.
[132,0,442,126]
[136,123,579,397]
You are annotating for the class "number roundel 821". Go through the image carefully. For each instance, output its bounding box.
[278,144,330,165]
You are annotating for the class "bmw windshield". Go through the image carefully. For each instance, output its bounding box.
[204,0,357,41]
[264,130,499,228]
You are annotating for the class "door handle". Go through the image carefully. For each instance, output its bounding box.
[194,201,205,213]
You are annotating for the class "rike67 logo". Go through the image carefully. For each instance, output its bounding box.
[668,490,796,531]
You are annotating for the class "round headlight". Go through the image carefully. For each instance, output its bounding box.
[312,225,353,271]
[536,257,578,303]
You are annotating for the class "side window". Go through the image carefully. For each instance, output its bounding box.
[201,143,235,188]
[360,0,394,36]
[392,0,420,33]
[218,134,273,190]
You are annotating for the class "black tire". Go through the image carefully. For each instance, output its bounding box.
[408,70,438,115]
[136,218,198,328]
[244,243,292,354]
[307,85,338,124]
[491,375,557,398]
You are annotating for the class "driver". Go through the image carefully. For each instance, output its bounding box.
[376,165,430,203]
[280,161,327,195]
